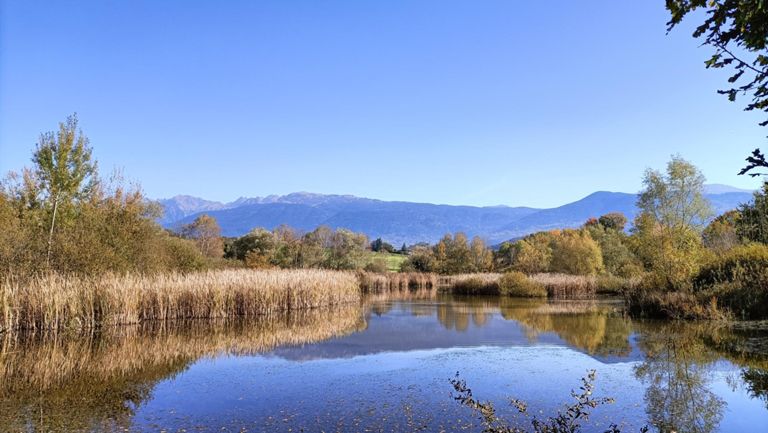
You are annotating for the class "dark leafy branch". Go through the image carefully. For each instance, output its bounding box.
[665,1,768,177]
[738,148,768,177]
[450,370,648,433]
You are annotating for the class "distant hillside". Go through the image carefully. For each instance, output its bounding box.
[158,186,754,245]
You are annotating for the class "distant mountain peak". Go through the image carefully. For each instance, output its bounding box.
[703,184,755,195]
[156,186,755,244]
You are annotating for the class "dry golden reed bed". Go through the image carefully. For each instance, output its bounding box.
[357,271,438,293]
[0,269,360,332]
[440,272,632,299]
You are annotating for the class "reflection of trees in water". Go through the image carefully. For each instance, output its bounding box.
[634,332,724,433]
[743,368,768,409]
[631,321,768,433]
[436,298,496,332]
[363,289,437,317]
[0,305,366,432]
[498,298,632,356]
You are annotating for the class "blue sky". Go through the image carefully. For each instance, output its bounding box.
[0,1,765,208]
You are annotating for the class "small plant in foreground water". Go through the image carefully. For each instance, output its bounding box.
[450,370,648,433]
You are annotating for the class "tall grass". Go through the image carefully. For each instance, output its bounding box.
[0,269,360,332]
[440,273,635,299]
[439,273,502,295]
[530,273,598,299]
[357,271,438,293]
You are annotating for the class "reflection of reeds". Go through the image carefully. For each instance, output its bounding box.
[357,272,438,293]
[0,305,365,397]
[0,269,360,332]
[0,305,366,431]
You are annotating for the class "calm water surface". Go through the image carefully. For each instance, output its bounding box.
[2,294,767,432]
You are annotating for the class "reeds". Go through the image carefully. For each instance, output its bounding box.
[439,273,502,295]
[531,273,598,299]
[357,271,438,293]
[0,269,361,332]
[440,273,635,299]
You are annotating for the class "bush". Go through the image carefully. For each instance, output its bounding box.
[625,287,724,320]
[596,274,635,295]
[364,258,388,273]
[499,271,547,298]
[693,244,768,319]
[162,236,207,272]
[450,276,501,295]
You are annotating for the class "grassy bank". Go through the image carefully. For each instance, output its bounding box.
[0,269,360,332]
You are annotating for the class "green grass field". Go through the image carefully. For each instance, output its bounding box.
[365,252,407,272]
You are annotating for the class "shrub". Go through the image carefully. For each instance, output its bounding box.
[162,236,207,272]
[499,271,547,298]
[363,258,388,273]
[625,287,725,320]
[400,246,435,273]
[693,244,768,319]
[596,274,636,295]
[447,274,501,295]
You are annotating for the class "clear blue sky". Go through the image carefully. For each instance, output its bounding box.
[0,1,764,208]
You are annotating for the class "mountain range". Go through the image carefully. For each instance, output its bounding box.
[157,184,755,245]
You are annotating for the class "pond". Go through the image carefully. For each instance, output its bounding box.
[1,293,767,432]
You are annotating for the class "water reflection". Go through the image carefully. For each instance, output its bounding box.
[0,294,766,432]
[0,306,365,432]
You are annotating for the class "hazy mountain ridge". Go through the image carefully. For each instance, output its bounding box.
[159,186,755,245]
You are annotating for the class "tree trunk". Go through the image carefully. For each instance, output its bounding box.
[46,194,59,269]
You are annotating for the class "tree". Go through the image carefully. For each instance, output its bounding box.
[400,245,435,272]
[637,156,713,232]
[550,229,605,276]
[469,236,493,272]
[737,182,768,243]
[633,157,712,289]
[585,219,643,278]
[370,237,395,253]
[511,232,553,274]
[665,1,768,177]
[32,114,98,267]
[703,210,742,253]
[493,241,516,272]
[434,233,474,274]
[598,212,628,231]
[271,225,302,268]
[180,214,224,258]
[228,228,275,262]
[325,228,368,270]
